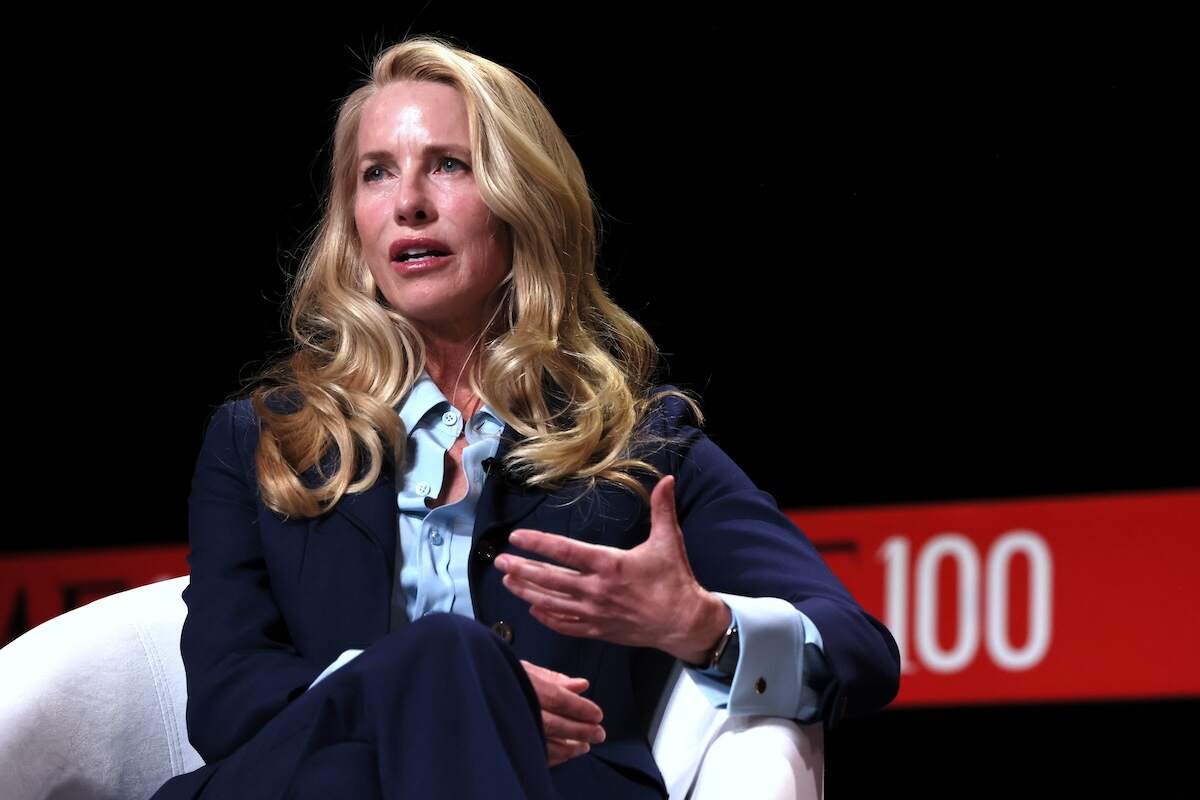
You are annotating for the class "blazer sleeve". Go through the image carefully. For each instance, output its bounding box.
[661,391,901,727]
[180,399,323,763]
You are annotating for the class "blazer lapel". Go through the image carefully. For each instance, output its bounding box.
[327,421,550,576]
[470,422,549,547]
[332,460,399,571]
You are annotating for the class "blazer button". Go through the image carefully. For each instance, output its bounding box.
[476,542,498,562]
[491,620,514,644]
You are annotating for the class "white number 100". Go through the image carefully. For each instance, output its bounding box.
[879,530,1053,674]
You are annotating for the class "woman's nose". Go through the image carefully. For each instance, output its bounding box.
[393,174,435,223]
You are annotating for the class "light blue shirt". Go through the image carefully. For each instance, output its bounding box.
[308,370,830,722]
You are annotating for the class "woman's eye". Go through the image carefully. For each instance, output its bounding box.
[361,157,466,184]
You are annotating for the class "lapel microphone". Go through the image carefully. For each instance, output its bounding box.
[481,456,524,489]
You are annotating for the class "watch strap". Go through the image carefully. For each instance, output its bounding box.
[687,616,739,676]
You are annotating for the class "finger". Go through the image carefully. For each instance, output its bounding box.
[539,686,604,727]
[509,529,616,574]
[500,568,577,601]
[536,682,605,724]
[494,554,591,598]
[530,605,600,638]
[649,474,683,543]
[495,554,584,579]
[503,572,581,608]
[518,662,588,690]
[503,574,592,619]
[540,610,586,629]
[546,735,599,760]
[541,709,607,743]
[547,738,590,767]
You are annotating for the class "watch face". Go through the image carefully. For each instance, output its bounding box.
[716,626,739,675]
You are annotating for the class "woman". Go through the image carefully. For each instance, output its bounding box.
[152,35,900,800]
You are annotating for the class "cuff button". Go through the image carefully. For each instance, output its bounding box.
[755,677,767,694]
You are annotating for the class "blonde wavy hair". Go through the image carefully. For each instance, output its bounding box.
[242,34,703,520]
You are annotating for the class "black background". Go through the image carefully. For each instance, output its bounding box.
[10,5,1196,797]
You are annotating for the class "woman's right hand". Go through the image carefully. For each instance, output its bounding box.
[518,659,606,767]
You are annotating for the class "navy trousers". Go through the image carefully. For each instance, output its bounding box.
[151,613,664,799]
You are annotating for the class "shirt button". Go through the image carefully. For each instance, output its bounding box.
[755,677,768,694]
[442,411,458,426]
[430,530,444,546]
[491,620,514,644]
[476,542,498,562]
[415,481,431,496]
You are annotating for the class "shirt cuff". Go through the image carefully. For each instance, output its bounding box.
[307,648,365,690]
[683,592,830,722]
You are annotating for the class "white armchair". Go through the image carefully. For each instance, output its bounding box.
[0,576,823,799]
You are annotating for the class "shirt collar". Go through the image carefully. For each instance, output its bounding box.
[397,368,507,433]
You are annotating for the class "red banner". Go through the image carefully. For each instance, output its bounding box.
[3,489,1198,708]
[791,488,1200,706]
[0,545,189,645]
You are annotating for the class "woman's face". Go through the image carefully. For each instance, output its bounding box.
[353,80,510,336]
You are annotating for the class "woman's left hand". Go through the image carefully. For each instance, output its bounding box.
[493,474,728,663]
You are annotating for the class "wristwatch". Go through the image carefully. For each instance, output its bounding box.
[690,617,740,676]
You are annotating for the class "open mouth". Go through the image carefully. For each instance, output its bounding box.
[393,248,451,263]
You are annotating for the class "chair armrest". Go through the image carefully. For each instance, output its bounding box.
[650,661,824,800]
[691,716,824,800]
[0,576,200,800]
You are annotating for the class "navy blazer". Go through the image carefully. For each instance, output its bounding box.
[172,387,900,797]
